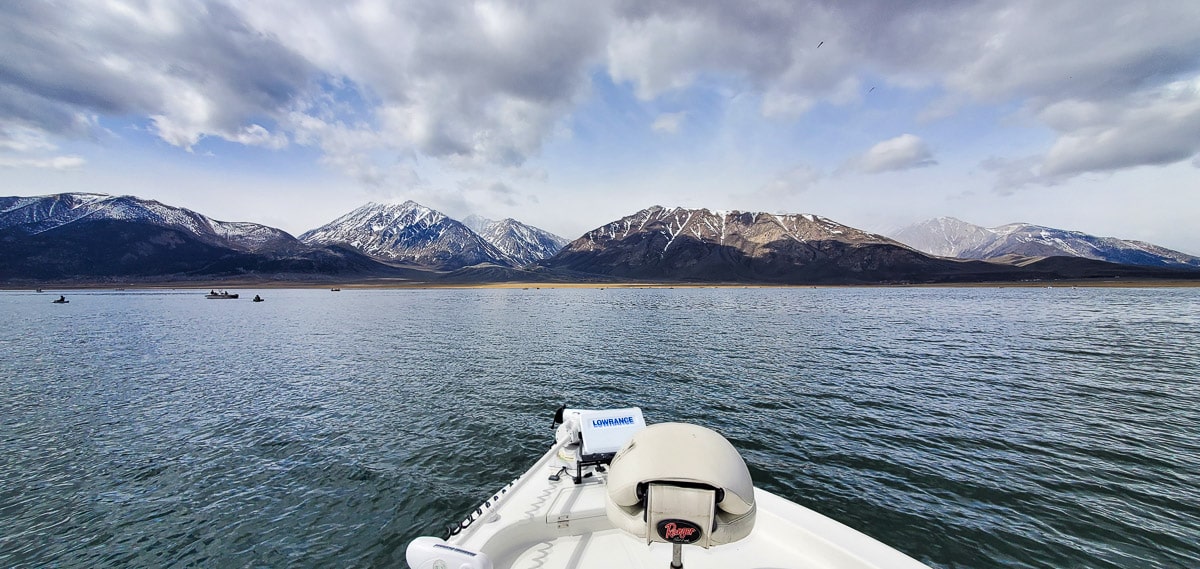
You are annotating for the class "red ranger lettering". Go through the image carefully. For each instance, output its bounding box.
[663,522,697,541]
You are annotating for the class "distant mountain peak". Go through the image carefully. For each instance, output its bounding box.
[461,214,493,234]
[300,201,512,269]
[474,217,568,266]
[891,218,1200,268]
[889,217,994,257]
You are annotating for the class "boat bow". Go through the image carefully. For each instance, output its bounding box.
[407,407,931,569]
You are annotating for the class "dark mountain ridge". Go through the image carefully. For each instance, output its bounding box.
[3,196,1196,285]
[540,206,1199,284]
[0,193,403,282]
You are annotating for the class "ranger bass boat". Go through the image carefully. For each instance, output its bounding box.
[407,406,931,569]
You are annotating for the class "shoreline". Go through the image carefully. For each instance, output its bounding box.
[6,278,1200,291]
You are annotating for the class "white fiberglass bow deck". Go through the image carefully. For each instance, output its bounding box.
[407,407,931,569]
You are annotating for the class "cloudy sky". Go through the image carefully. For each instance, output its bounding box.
[3,0,1199,253]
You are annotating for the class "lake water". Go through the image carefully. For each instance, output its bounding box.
[1,286,1198,568]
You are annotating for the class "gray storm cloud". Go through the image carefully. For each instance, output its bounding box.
[2,0,1199,185]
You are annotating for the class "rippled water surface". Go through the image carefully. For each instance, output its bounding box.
[2,287,1198,568]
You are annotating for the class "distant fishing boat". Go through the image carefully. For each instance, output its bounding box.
[331,288,341,292]
[52,296,68,304]
[252,295,265,302]
[205,290,239,299]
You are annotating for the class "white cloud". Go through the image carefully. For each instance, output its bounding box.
[1038,79,1200,180]
[238,0,608,168]
[762,164,822,195]
[0,123,86,171]
[850,134,936,174]
[0,0,313,151]
[0,155,85,170]
[605,0,1200,182]
[760,90,814,120]
[980,78,1200,190]
[980,155,1041,194]
[651,112,686,134]
[0,126,57,153]
[3,0,1200,208]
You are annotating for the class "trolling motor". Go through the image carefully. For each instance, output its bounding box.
[551,404,566,430]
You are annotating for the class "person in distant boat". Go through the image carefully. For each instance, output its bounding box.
[210,290,216,295]
[58,295,65,302]
[253,295,262,302]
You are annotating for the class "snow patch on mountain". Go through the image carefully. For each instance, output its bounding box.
[0,193,295,252]
[300,202,512,269]
[473,217,569,266]
[570,205,898,255]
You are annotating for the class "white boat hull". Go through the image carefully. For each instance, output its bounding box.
[411,438,931,569]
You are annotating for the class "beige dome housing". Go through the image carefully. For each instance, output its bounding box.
[605,422,757,549]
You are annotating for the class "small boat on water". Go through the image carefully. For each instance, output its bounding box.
[252,295,265,302]
[51,296,68,304]
[331,288,341,292]
[406,406,931,569]
[205,290,239,299]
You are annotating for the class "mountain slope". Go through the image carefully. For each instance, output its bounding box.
[299,202,512,269]
[0,193,297,253]
[892,217,1200,268]
[0,193,397,281]
[542,206,1021,283]
[469,216,569,266]
[890,217,996,258]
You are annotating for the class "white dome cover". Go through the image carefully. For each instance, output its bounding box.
[605,422,757,547]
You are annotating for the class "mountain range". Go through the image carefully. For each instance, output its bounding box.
[297,202,568,270]
[540,206,1146,284]
[891,217,1200,269]
[0,193,394,281]
[2,193,1197,285]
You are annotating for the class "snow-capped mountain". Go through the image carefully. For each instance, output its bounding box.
[563,205,898,252]
[465,215,569,266]
[891,217,1200,268]
[0,193,297,252]
[0,193,394,280]
[889,217,996,258]
[543,206,992,283]
[300,202,512,269]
